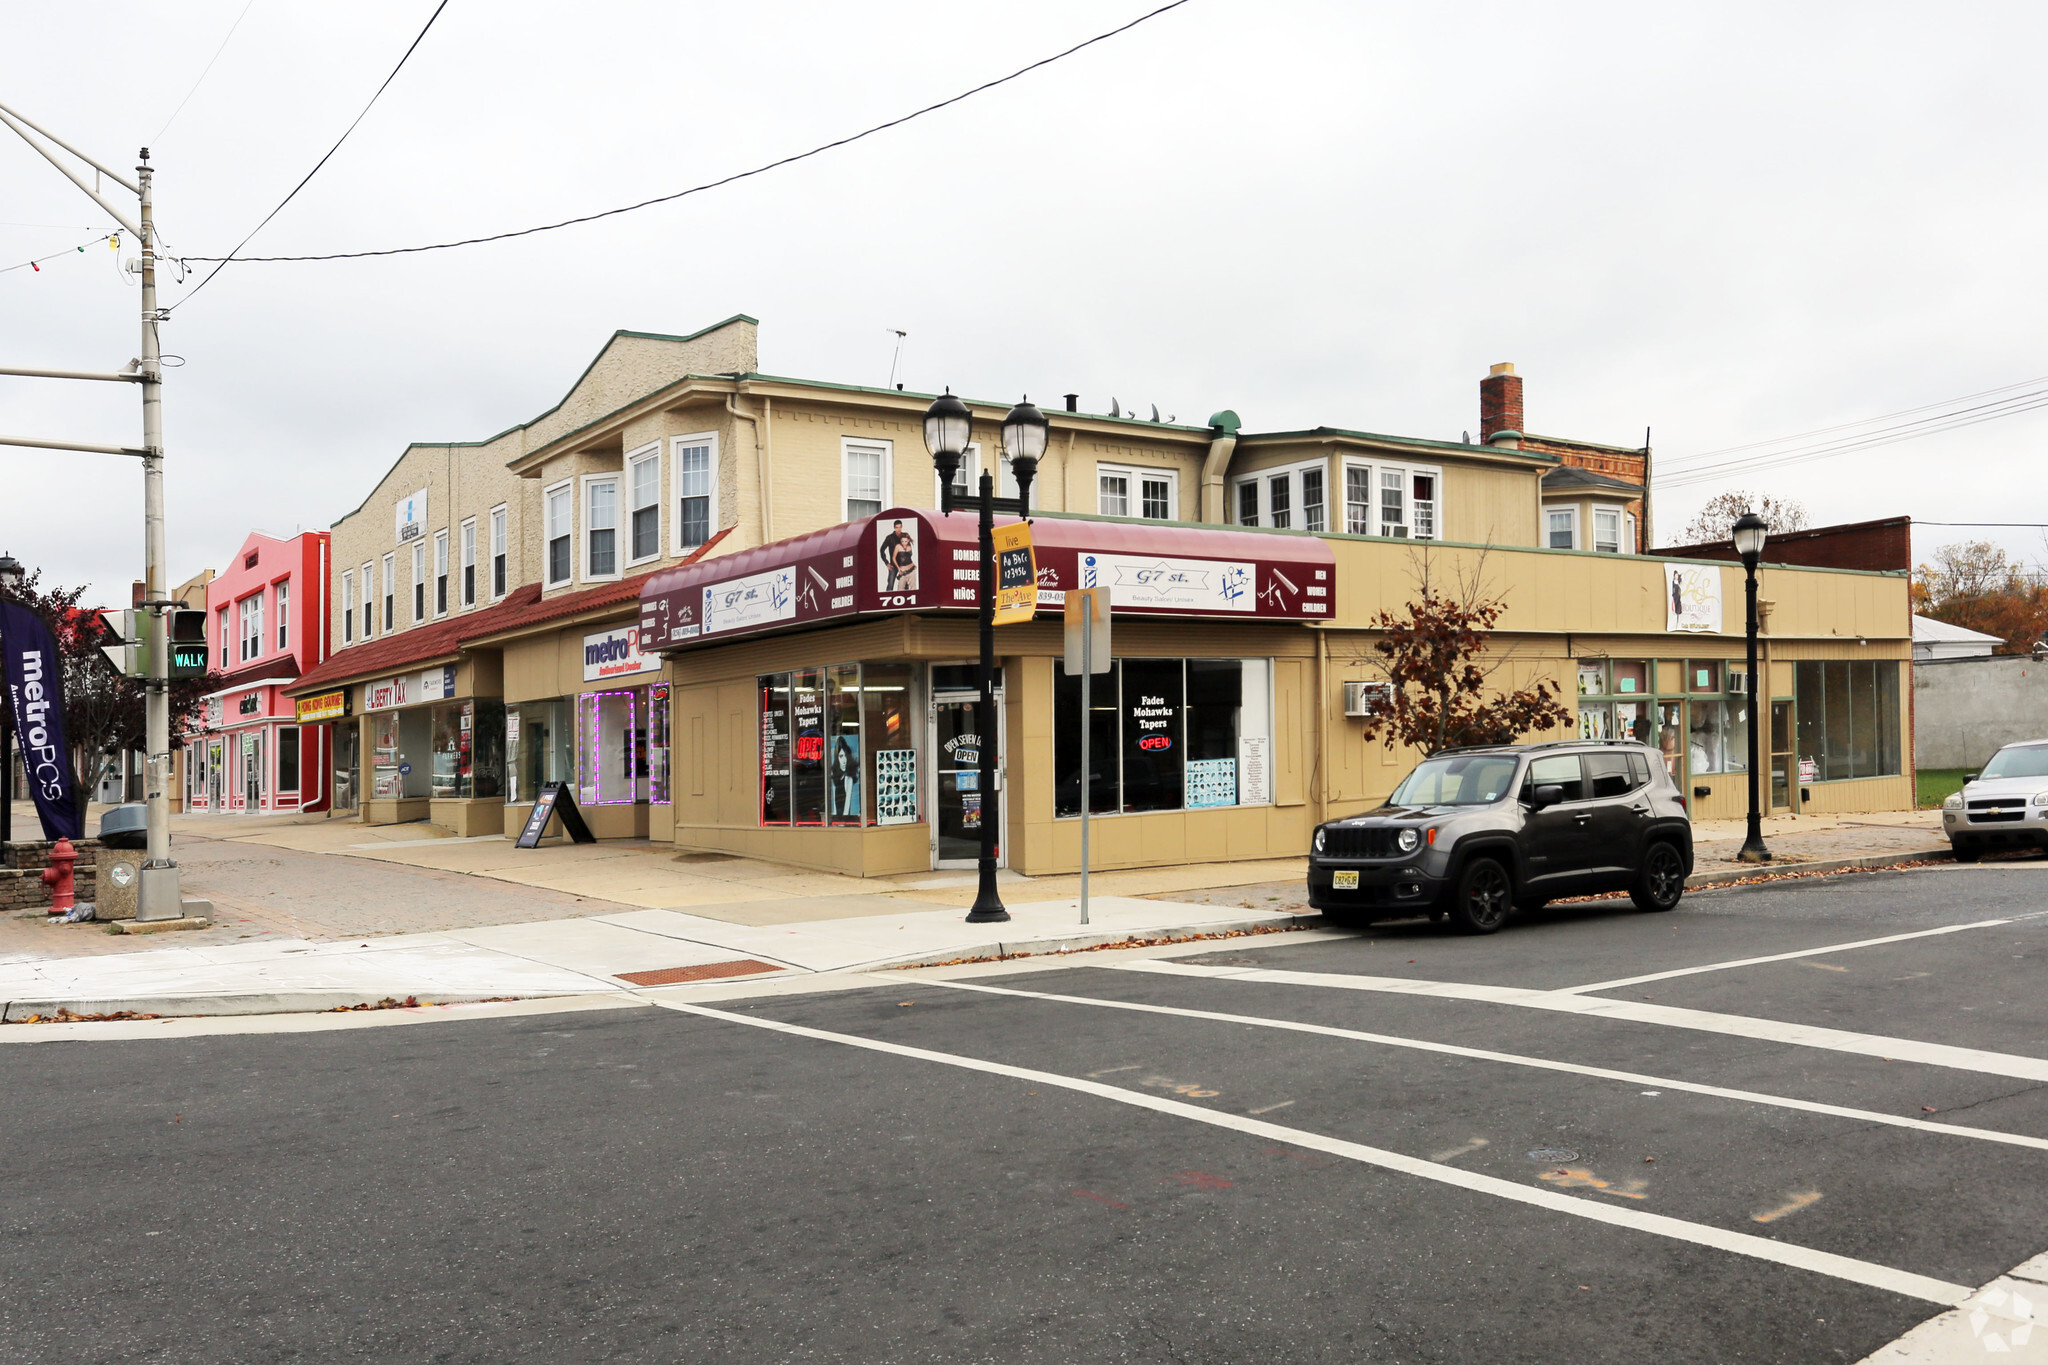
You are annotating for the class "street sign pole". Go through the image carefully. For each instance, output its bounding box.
[1080,619,1091,927]
[1064,587,1110,927]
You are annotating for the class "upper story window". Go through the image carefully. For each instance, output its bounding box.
[412,541,427,623]
[1593,506,1623,554]
[627,443,661,565]
[238,592,263,662]
[365,560,378,636]
[1546,506,1577,550]
[217,605,229,668]
[1099,464,1178,521]
[490,505,508,598]
[933,443,1020,508]
[585,474,619,579]
[673,433,716,552]
[460,518,477,607]
[1235,460,1323,532]
[433,528,450,615]
[545,483,572,587]
[843,438,891,521]
[341,570,355,644]
[275,579,290,650]
[382,552,395,632]
[1340,461,1439,539]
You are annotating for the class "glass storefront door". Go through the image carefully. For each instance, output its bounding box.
[1771,700,1796,812]
[932,689,1003,868]
[206,739,224,811]
[242,731,263,811]
[334,723,359,812]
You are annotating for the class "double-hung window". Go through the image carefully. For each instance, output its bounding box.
[545,483,572,587]
[627,443,661,564]
[1592,506,1623,554]
[1233,459,1325,531]
[412,542,427,623]
[489,505,508,598]
[217,605,230,667]
[673,434,716,551]
[341,570,355,644]
[842,439,890,521]
[433,529,449,615]
[1236,481,1259,527]
[1098,464,1178,520]
[239,592,262,662]
[460,519,477,606]
[1547,507,1577,550]
[379,557,392,634]
[1339,462,1439,539]
[585,475,619,579]
[936,443,1019,507]
[275,579,289,650]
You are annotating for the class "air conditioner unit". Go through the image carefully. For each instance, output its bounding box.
[1343,680,1391,717]
[1726,669,1750,694]
[1386,525,1410,539]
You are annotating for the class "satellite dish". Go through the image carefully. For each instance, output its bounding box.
[1150,404,1160,423]
[1462,430,1472,444]
[1109,398,1121,417]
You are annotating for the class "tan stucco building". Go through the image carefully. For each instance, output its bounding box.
[289,315,1912,876]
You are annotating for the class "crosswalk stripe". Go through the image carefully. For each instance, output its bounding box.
[1557,919,2018,995]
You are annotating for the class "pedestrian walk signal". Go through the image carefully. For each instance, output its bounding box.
[168,608,208,679]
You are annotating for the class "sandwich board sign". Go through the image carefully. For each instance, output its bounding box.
[516,781,596,848]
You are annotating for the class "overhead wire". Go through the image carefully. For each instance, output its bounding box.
[0,232,120,278]
[167,0,451,311]
[175,0,1195,269]
[152,0,261,146]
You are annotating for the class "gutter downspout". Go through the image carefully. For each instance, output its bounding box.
[728,393,768,542]
[1313,627,1329,830]
[1200,409,1242,524]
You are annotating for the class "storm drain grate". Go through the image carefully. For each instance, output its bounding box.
[616,960,784,987]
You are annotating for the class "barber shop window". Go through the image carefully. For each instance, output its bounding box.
[1796,660,1901,781]
[1055,658,1273,817]
[758,662,916,827]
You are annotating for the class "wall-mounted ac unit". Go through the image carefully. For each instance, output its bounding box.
[1726,669,1750,694]
[1386,525,1410,539]
[1344,680,1392,717]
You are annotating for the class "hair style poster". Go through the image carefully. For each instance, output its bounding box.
[878,519,918,592]
[828,735,861,818]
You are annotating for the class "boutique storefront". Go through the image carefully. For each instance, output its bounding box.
[346,659,507,833]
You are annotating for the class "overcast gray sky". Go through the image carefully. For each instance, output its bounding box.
[6,1,2045,605]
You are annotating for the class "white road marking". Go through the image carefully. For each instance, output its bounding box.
[1430,1137,1490,1162]
[1557,920,2015,995]
[1856,1252,2048,1361]
[1109,960,2048,1084]
[651,997,1972,1306]
[921,979,2048,1151]
[1248,1100,1295,1115]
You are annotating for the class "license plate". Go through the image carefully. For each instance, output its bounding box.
[1333,871,1359,890]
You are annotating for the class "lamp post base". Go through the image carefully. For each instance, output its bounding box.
[965,858,1010,924]
[1736,836,1773,864]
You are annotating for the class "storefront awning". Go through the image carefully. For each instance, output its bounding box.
[639,509,1335,651]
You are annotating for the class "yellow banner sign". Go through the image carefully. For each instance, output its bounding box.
[992,523,1037,626]
[295,690,350,724]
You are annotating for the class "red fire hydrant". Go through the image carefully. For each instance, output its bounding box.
[42,839,78,917]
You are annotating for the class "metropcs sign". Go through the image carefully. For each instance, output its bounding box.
[583,625,657,682]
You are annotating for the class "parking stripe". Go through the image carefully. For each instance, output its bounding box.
[917,979,2048,1151]
[1557,920,2017,995]
[1108,961,2048,1083]
[651,998,1973,1306]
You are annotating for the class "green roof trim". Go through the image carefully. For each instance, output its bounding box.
[1237,425,1562,463]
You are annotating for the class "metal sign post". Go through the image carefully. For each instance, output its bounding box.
[1063,587,1110,926]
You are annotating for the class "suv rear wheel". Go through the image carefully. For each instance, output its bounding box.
[1447,857,1513,935]
[1630,840,1686,912]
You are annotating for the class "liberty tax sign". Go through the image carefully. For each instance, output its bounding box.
[582,625,657,682]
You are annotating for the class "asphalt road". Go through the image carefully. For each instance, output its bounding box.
[4,866,2045,1363]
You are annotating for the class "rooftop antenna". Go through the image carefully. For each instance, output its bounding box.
[887,329,907,390]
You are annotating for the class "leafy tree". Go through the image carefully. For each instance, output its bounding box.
[1351,564,1575,754]
[1914,541,2048,655]
[1672,491,1811,547]
[0,567,216,821]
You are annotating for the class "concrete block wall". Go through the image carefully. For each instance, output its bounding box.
[1914,654,2048,769]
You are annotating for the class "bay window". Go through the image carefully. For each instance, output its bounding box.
[1547,507,1577,550]
[1233,460,1324,531]
[1337,462,1439,538]
[1593,506,1623,554]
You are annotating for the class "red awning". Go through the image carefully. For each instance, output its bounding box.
[639,509,1334,650]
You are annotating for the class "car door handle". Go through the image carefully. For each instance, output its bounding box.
[1573,813,1593,825]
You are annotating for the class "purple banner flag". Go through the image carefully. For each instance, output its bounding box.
[0,602,83,841]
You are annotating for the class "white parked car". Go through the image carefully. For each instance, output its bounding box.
[1942,739,2048,860]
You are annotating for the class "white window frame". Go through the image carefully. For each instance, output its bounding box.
[841,437,893,522]
[543,480,573,589]
[432,528,450,617]
[459,517,477,607]
[1592,504,1624,555]
[341,569,355,644]
[411,541,427,624]
[1546,505,1579,551]
[1233,458,1324,531]
[581,472,622,583]
[626,441,663,568]
[1098,462,1179,521]
[216,606,229,668]
[1625,510,1639,556]
[489,504,509,600]
[238,592,263,662]
[671,432,718,555]
[366,560,380,636]
[934,442,1021,508]
[275,578,290,650]
[1340,459,1442,540]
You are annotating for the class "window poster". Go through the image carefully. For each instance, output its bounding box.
[1186,758,1238,809]
[1237,735,1270,806]
[875,748,918,824]
[878,518,919,592]
[828,735,861,818]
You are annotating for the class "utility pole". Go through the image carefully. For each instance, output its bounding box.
[0,102,182,918]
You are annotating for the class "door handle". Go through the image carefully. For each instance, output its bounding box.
[1573,813,1592,825]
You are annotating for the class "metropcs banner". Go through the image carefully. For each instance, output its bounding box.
[0,602,82,841]
[583,625,657,682]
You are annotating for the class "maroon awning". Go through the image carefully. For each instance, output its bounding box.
[638,509,1335,650]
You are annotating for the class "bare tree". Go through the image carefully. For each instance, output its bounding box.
[1671,491,1812,547]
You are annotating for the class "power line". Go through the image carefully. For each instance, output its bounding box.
[168,0,451,311]
[153,0,261,145]
[175,0,1195,269]
[0,232,119,277]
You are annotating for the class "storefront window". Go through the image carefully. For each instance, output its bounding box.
[277,726,300,793]
[1612,661,1649,696]
[1687,660,1722,694]
[472,700,505,799]
[758,662,916,827]
[1056,658,1272,818]
[862,662,918,826]
[760,675,791,824]
[1796,660,1901,781]
[578,690,643,805]
[825,665,860,825]
[1688,699,1748,775]
[508,700,570,804]
[1655,701,1683,777]
[1579,701,1612,740]
[372,713,401,798]
[431,702,473,798]
[791,668,827,825]
[648,685,671,805]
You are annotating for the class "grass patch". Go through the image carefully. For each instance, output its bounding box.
[1918,767,1971,809]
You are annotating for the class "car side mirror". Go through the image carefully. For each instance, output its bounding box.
[1964,773,1977,783]
[1530,783,1565,810]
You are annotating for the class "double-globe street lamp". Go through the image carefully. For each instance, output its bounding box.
[1732,511,1772,864]
[923,391,1050,923]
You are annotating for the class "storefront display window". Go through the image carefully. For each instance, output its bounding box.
[1055,658,1272,818]
[760,675,791,824]
[757,662,917,828]
[1655,701,1683,777]
[431,702,473,798]
[1686,660,1722,694]
[1688,699,1748,774]
[825,665,860,825]
[277,726,300,794]
[1577,661,1656,744]
[508,700,570,805]
[578,690,644,805]
[648,685,671,805]
[1795,660,1901,781]
[792,668,827,825]
[372,713,401,798]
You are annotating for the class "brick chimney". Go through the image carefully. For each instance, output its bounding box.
[1479,362,1524,441]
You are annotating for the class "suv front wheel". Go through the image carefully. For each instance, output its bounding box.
[1631,841,1686,912]
[1446,857,1513,935]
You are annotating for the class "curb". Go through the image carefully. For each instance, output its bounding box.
[865,913,1314,972]
[0,989,574,1023]
[1686,847,1953,888]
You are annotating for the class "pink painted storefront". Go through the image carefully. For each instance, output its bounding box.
[183,530,335,816]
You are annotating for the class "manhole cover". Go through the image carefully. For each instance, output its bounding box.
[1526,1148,1579,1162]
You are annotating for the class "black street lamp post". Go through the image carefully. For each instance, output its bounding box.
[924,392,1048,923]
[0,551,21,854]
[1732,512,1772,863]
